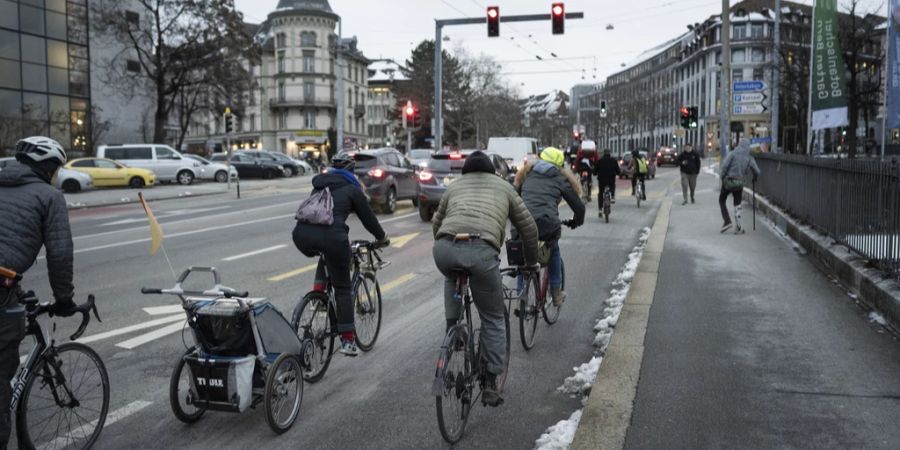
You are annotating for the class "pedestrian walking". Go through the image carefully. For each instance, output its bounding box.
[676,143,701,205]
[718,138,760,234]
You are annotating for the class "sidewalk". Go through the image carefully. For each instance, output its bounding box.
[575,173,900,449]
[63,175,312,209]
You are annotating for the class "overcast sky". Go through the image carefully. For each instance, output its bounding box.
[234,0,886,97]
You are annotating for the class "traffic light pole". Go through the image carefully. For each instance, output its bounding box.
[433,11,584,151]
[719,0,731,161]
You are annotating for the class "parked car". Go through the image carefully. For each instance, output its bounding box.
[209,153,284,179]
[184,154,238,182]
[487,137,538,173]
[295,159,314,175]
[66,158,156,188]
[238,150,303,176]
[408,149,434,169]
[618,151,657,179]
[0,157,94,193]
[656,147,679,166]
[346,148,418,214]
[415,150,511,222]
[96,144,201,185]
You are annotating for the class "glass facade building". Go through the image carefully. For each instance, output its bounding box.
[0,0,91,153]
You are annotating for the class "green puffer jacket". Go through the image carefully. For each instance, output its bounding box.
[433,172,539,263]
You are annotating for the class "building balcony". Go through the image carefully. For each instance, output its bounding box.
[269,97,337,109]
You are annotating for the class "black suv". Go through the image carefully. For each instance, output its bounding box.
[209,153,284,179]
[416,150,511,222]
[346,148,418,214]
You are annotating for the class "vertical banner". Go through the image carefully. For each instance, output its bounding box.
[888,0,900,129]
[810,0,850,130]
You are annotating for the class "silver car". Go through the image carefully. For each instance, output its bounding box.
[0,157,94,193]
[184,154,238,182]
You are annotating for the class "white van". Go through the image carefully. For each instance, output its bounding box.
[96,144,202,185]
[486,137,539,172]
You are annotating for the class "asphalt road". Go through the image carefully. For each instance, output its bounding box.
[14,168,679,449]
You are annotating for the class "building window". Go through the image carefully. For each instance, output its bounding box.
[751,48,765,62]
[732,68,743,82]
[276,32,286,48]
[732,24,747,40]
[126,59,141,73]
[300,31,316,47]
[278,111,287,129]
[305,111,314,128]
[125,11,140,28]
[303,81,314,101]
[751,23,764,38]
[732,49,745,63]
[277,50,286,74]
[249,113,256,131]
[302,50,314,72]
[752,67,764,81]
[278,81,285,100]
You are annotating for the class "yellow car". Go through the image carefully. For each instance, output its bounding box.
[66,158,156,188]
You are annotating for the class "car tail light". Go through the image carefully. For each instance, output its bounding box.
[418,171,434,182]
[449,152,462,160]
[368,168,385,178]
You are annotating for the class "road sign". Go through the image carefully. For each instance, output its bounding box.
[733,80,767,92]
[734,93,766,104]
[733,104,767,115]
[751,137,772,145]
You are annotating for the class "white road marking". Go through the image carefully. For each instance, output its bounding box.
[223,244,287,261]
[116,320,187,349]
[79,314,184,344]
[37,400,153,450]
[99,206,232,227]
[142,304,184,315]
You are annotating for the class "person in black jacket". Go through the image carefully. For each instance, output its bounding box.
[292,155,388,357]
[0,137,76,450]
[594,149,621,209]
[676,144,701,205]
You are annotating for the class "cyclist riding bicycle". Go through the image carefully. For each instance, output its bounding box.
[432,150,539,407]
[513,147,585,306]
[576,156,594,200]
[629,150,648,201]
[292,155,388,357]
[594,149,621,208]
[0,136,77,450]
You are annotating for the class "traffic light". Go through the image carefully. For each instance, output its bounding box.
[224,107,234,134]
[680,106,690,129]
[688,106,699,129]
[600,100,608,118]
[403,101,414,129]
[487,6,499,37]
[551,3,565,35]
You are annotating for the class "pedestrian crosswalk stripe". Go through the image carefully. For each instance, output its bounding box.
[268,263,318,282]
[79,314,184,344]
[116,320,186,349]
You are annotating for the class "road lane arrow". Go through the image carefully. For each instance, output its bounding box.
[391,232,420,248]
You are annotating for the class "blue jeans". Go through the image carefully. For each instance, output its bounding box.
[517,240,562,291]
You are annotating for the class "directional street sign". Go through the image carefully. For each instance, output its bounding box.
[733,104,767,115]
[733,80,767,92]
[751,137,772,145]
[734,93,766,104]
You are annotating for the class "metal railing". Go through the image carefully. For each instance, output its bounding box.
[753,153,900,276]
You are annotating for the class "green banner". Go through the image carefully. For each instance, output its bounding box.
[810,0,849,130]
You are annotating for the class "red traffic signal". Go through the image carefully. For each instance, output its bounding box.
[487,6,500,37]
[405,105,415,117]
[551,3,565,35]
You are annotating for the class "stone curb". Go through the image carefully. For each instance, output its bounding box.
[748,188,900,334]
[571,198,673,450]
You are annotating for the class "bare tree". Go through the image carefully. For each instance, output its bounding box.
[840,0,885,158]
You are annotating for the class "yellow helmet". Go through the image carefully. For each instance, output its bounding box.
[540,147,565,167]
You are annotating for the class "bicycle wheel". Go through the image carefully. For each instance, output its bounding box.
[435,326,472,444]
[637,187,642,208]
[264,353,304,434]
[518,271,540,350]
[353,272,382,352]
[293,292,335,383]
[170,349,206,423]
[17,342,110,450]
[543,260,564,325]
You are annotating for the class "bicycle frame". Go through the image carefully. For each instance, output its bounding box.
[433,275,481,397]
[318,242,387,324]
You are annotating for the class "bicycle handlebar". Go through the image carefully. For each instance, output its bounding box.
[141,286,249,299]
[0,266,20,281]
[70,295,101,341]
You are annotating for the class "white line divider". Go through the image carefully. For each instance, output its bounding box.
[223,244,287,261]
[142,304,184,316]
[116,320,186,350]
[79,314,184,345]
[37,400,153,450]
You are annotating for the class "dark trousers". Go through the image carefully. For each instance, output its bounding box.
[598,180,616,206]
[719,188,743,224]
[292,226,355,334]
[1,312,26,450]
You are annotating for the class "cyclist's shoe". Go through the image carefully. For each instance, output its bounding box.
[551,288,566,306]
[691,197,695,204]
[735,225,746,235]
[339,338,359,357]
[721,222,733,233]
[642,194,647,201]
[611,197,616,204]
[482,373,504,407]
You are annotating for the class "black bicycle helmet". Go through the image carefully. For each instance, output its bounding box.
[330,154,356,171]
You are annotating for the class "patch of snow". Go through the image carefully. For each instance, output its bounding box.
[534,409,582,450]
[120,197,130,202]
[593,227,651,353]
[558,357,602,397]
[869,311,888,326]
[763,217,807,255]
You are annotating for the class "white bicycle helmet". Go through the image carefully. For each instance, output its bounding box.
[15,136,67,165]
